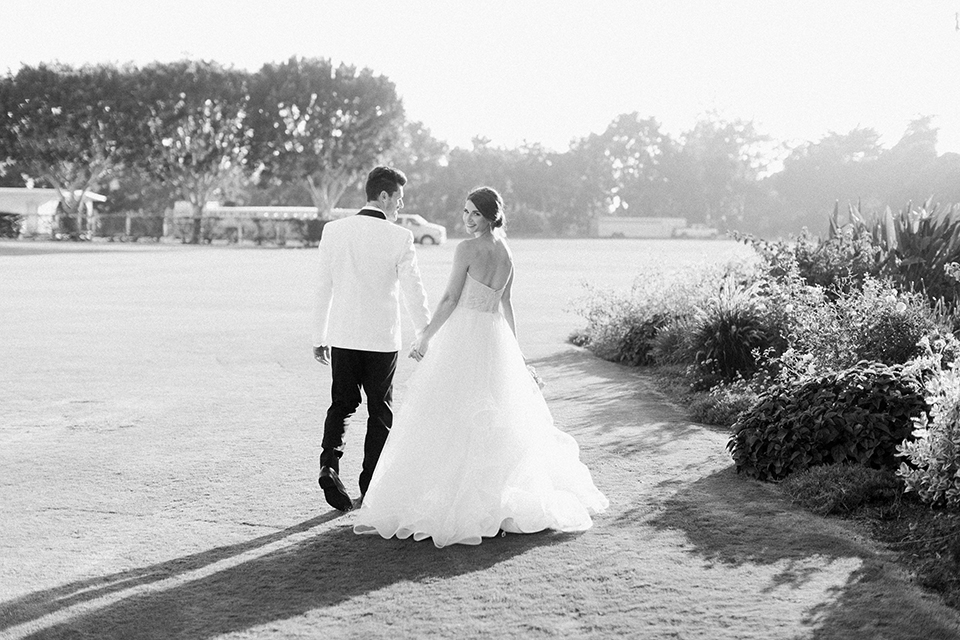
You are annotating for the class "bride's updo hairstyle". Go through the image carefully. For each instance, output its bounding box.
[467,186,505,231]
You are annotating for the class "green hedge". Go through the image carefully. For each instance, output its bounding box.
[727,360,928,481]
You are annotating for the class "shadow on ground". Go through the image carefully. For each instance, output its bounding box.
[530,349,720,457]
[6,514,573,639]
[647,465,960,639]
[0,513,341,632]
[0,244,166,257]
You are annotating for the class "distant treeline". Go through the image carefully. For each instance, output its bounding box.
[2,58,958,241]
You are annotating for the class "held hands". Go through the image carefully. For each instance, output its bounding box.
[409,336,429,362]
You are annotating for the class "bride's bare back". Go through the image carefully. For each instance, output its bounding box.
[462,235,513,290]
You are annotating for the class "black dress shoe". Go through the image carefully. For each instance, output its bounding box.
[318,467,353,511]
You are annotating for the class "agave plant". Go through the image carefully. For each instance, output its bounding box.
[831,199,960,307]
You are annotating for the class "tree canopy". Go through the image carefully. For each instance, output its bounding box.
[247,57,404,217]
[0,62,138,224]
[2,58,958,240]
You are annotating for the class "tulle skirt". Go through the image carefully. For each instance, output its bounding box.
[353,305,609,548]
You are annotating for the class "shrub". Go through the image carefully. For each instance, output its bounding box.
[304,218,327,245]
[742,200,960,309]
[567,329,590,348]
[688,382,759,427]
[615,312,669,366]
[0,212,21,238]
[691,278,780,387]
[571,263,742,365]
[780,276,939,376]
[734,226,883,294]
[897,365,960,506]
[649,315,698,367]
[793,226,884,293]
[821,200,960,310]
[727,360,928,481]
[780,463,902,516]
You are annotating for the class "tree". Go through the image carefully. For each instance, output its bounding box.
[381,120,449,213]
[677,113,770,230]
[133,60,251,244]
[878,116,940,206]
[247,57,405,218]
[772,127,884,234]
[924,152,960,206]
[0,62,136,235]
[579,113,680,219]
[423,138,519,234]
[0,158,27,187]
[505,141,610,236]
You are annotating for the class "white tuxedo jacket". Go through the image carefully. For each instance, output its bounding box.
[312,209,430,352]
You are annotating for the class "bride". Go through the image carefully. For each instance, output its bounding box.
[353,187,608,548]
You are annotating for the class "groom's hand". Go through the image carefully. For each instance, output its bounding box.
[313,345,330,365]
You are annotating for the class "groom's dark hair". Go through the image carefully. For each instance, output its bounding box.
[365,166,407,201]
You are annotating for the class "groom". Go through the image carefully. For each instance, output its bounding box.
[312,166,431,511]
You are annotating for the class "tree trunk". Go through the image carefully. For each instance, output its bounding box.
[50,181,89,240]
[305,176,333,219]
[191,202,204,245]
[187,185,206,244]
[306,172,355,220]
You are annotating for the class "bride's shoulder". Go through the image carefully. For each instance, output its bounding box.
[495,238,513,260]
[455,237,479,253]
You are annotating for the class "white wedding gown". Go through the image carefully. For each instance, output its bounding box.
[353,272,609,548]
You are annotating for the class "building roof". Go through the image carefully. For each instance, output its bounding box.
[0,187,106,202]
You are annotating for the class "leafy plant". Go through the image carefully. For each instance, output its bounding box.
[615,312,669,366]
[571,264,740,366]
[691,277,782,387]
[688,381,759,427]
[897,364,960,506]
[728,360,928,481]
[0,212,21,238]
[733,226,882,294]
[833,200,960,309]
[649,315,698,367]
[780,276,939,376]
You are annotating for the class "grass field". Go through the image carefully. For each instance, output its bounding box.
[2,238,960,639]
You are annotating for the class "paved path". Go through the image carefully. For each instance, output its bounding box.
[2,240,959,639]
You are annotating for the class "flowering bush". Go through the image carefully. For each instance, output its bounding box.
[792,228,884,293]
[776,276,938,377]
[734,229,883,294]
[571,264,739,366]
[897,363,960,506]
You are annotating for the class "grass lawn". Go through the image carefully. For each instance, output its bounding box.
[2,239,959,639]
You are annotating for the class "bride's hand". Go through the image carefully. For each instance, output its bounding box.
[409,337,429,362]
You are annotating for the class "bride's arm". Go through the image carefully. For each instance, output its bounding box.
[500,269,517,339]
[410,242,470,360]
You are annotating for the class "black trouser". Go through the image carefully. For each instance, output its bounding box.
[320,347,397,495]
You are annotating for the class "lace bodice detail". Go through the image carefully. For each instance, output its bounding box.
[458,273,504,313]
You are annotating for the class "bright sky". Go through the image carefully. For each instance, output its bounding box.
[3,0,960,157]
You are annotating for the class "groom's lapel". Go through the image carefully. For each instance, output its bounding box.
[357,208,387,220]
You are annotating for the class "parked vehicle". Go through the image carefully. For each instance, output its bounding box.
[672,224,720,239]
[396,213,446,244]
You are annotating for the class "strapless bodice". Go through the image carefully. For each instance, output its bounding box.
[458,273,504,313]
